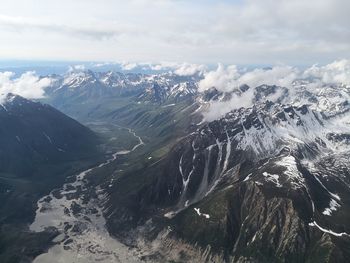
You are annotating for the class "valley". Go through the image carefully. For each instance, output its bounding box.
[31,127,144,263]
[2,1,349,262]
[1,67,350,263]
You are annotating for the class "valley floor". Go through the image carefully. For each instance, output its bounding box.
[30,127,145,263]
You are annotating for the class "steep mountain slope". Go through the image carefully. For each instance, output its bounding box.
[44,70,202,152]
[102,85,350,262]
[0,93,100,177]
[0,94,102,262]
[24,69,350,262]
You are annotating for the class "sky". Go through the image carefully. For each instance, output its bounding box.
[0,0,349,65]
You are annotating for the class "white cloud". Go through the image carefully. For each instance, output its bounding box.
[303,60,350,85]
[0,14,133,41]
[68,64,86,72]
[199,64,298,92]
[0,71,52,102]
[93,62,115,68]
[117,61,206,75]
[198,64,240,92]
[237,66,299,89]
[200,59,350,120]
[199,64,299,93]
[0,0,348,63]
[120,62,138,71]
[173,63,206,76]
[203,88,255,122]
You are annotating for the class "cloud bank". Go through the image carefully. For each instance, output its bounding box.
[199,64,300,93]
[0,14,130,41]
[0,71,52,103]
[173,63,206,76]
[118,61,206,75]
[303,60,350,86]
[200,59,350,121]
[0,0,349,63]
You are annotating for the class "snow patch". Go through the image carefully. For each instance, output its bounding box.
[262,172,282,187]
[322,199,340,216]
[194,208,210,219]
[276,156,305,189]
[309,221,350,237]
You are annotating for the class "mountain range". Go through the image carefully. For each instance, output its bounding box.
[0,69,349,262]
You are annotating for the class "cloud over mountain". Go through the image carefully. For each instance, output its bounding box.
[199,59,350,121]
[0,71,52,102]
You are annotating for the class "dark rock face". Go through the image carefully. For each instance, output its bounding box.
[105,101,350,262]
[34,72,350,262]
[17,68,349,262]
[0,94,99,177]
[0,94,102,262]
[0,94,101,221]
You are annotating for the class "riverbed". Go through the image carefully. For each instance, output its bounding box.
[30,128,144,263]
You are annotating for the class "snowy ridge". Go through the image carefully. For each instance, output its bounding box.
[221,103,350,157]
[51,70,200,103]
[168,83,350,223]
[60,71,99,89]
